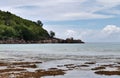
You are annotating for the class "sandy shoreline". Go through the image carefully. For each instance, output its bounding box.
[0,55,120,78]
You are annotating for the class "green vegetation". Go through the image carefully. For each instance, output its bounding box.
[0,10,50,41]
[50,31,55,38]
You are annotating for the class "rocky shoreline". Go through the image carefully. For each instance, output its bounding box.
[1,56,120,78]
[0,61,65,78]
[0,38,84,44]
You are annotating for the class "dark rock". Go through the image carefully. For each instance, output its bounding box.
[95,71,120,75]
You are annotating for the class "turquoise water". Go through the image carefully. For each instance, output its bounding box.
[0,43,120,78]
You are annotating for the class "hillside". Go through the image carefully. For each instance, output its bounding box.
[0,10,84,44]
[0,10,50,42]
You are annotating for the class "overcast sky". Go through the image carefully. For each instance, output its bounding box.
[1,0,120,42]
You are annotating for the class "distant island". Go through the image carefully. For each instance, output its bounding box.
[0,10,84,44]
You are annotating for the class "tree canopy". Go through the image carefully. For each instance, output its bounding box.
[0,10,50,41]
[50,31,55,38]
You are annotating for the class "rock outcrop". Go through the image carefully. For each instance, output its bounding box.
[0,38,84,44]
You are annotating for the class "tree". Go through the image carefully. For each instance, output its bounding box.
[37,20,43,27]
[0,25,17,39]
[50,31,55,38]
[0,10,50,41]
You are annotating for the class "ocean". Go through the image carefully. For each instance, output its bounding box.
[0,43,120,78]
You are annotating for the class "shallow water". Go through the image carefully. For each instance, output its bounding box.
[0,43,120,78]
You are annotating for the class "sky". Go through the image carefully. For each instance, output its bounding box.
[0,0,120,42]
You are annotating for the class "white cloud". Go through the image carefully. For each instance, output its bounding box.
[102,25,120,34]
[81,25,120,42]
[1,0,119,21]
[1,0,120,42]
[44,25,120,42]
[62,12,114,20]
[95,0,120,15]
[65,30,77,37]
[97,0,120,6]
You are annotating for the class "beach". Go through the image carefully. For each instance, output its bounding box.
[0,43,120,78]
